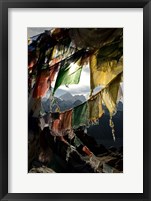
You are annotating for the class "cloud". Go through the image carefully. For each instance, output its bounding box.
[28,27,51,37]
[57,64,90,96]
[58,85,90,95]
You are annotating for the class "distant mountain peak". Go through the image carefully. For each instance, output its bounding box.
[117,101,123,111]
[60,92,73,100]
[42,90,86,113]
[74,95,86,102]
[73,99,82,107]
[59,92,86,103]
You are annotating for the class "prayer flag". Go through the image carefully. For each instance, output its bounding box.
[88,92,104,121]
[53,58,82,94]
[72,102,88,129]
[102,73,122,115]
[89,53,123,93]
[33,70,50,98]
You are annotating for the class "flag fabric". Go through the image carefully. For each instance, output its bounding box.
[49,64,59,84]
[60,110,72,131]
[97,39,123,69]
[51,119,62,136]
[88,92,104,121]
[53,57,82,94]
[89,53,123,93]
[60,110,74,139]
[51,110,73,136]
[33,70,50,98]
[72,102,88,129]
[102,73,122,115]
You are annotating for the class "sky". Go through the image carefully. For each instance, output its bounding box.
[28,27,51,38]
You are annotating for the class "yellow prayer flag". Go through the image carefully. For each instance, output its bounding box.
[88,92,104,121]
[102,73,122,115]
[89,53,123,92]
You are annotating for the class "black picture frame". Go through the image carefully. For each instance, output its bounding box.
[0,0,151,200]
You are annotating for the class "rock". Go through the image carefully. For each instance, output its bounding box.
[29,166,56,173]
[115,159,123,171]
[109,146,117,152]
[75,129,108,155]
[28,119,123,173]
[119,146,123,154]
[106,158,118,167]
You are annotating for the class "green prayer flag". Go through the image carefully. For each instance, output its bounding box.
[53,58,82,94]
[72,102,88,129]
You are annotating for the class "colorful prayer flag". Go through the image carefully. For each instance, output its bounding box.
[88,92,104,121]
[33,70,50,99]
[53,58,82,94]
[89,53,123,93]
[72,102,88,129]
[102,73,122,115]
